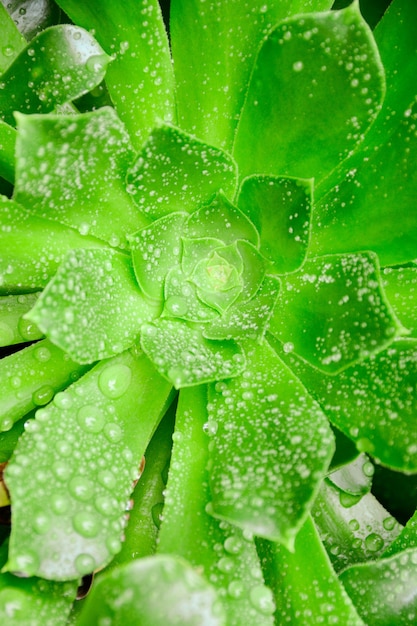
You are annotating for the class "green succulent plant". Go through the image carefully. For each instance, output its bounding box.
[0,0,416,624]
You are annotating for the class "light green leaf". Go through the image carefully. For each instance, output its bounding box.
[233,3,385,181]
[128,212,188,302]
[192,250,243,314]
[312,476,402,573]
[0,293,42,347]
[76,554,225,626]
[207,339,334,546]
[0,120,16,183]
[0,196,107,294]
[237,175,313,274]
[0,3,25,73]
[158,386,275,625]
[235,240,268,302]
[0,26,110,125]
[181,237,226,277]
[383,508,417,557]
[171,0,333,151]
[140,319,245,388]
[340,548,417,625]
[204,275,280,341]
[258,516,365,626]
[383,266,417,338]
[127,125,237,220]
[0,338,89,433]
[55,0,175,148]
[311,0,417,266]
[27,249,157,364]
[185,193,259,247]
[269,252,402,374]
[274,336,417,472]
[0,541,78,626]
[13,108,146,249]
[163,267,219,323]
[5,348,172,580]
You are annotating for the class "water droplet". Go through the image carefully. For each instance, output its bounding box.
[228,580,244,599]
[95,495,117,516]
[104,422,123,443]
[152,502,164,528]
[165,296,188,316]
[106,536,122,555]
[2,45,14,58]
[223,536,243,555]
[293,61,304,72]
[32,385,54,406]
[383,516,397,531]
[10,376,21,389]
[339,491,361,508]
[52,461,72,481]
[18,317,39,340]
[98,364,132,399]
[98,469,116,490]
[75,553,95,575]
[77,405,105,433]
[34,346,51,362]
[362,460,374,477]
[0,321,14,346]
[249,585,275,615]
[69,476,94,501]
[73,512,100,538]
[33,512,51,534]
[203,420,218,436]
[365,533,384,552]
[283,342,294,353]
[217,557,235,573]
[349,519,360,531]
[54,392,73,409]
[0,416,13,431]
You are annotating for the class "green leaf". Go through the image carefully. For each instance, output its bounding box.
[275,337,417,472]
[0,542,78,626]
[163,267,219,323]
[170,0,333,151]
[269,252,402,374]
[257,515,364,626]
[237,175,313,274]
[0,339,89,433]
[207,339,334,546]
[233,3,385,181]
[5,348,172,580]
[140,319,245,388]
[0,3,25,73]
[311,0,417,266]
[0,120,16,183]
[328,453,374,498]
[13,109,146,249]
[55,0,175,148]
[76,554,225,626]
[27,249,157,364]
[3,0,61,41]
[204,275,280,341]
[0,26,110,125]
[0,293,42,347]
[0,196,107,294]
[158,386,275,625]
[312,476,402,573]
[128,212,188,302]
[383,508,417,557]
[383,266,417,338]
[127,125,237,220]
[185,193,259,247]
[340,548,417,625]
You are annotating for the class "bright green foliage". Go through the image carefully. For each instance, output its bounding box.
[0,0,415,624]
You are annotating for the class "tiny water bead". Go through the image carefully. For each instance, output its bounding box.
[98,363,132,399]
[249,584,275,615]
[73,511,101,538]
[77,404,106,434]
[364,533,384,553]
[75,553,96,576]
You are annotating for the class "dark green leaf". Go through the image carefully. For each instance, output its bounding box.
[233,3,385,181]
[0,26,110,125]
[269,252,402,373]
[0,120,16,183]
[383,508,417,557]
[27,249,157,364]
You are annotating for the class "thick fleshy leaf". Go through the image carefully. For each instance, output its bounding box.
[312,477,402,573]
[5,349,172,579]
[0,196,107,294]
[328,454,374,498]
[237,175,312,274]
[27,249,157,364]
[0,293,42,347]
[276,336,417,472]
[383,266,417,338]
[0,26,110,125]
[158,387,275,625]
[0,542,78,626]
[127,125,237,219]
[0,416,27,464]
[181,237,225,277]
[233,3,385,181]
[340,548,417,625]
[0,3,25,72]
[311,0,417,266]
[170,0,333,150]
[55,0,175,147]
[140,319,245,388]
[383,508,417,557]
[204,275,280,341]
[269,252,402,374]
[0,339,89,433]
[235,240,268,302]
[185,193,259,247]
[0,120,16,183]
[128,212,188,302]
[163,267,219,323]
[76,554,225,626]
[258,516,364,626]
[13,109,146,249]
[207,339,334,546]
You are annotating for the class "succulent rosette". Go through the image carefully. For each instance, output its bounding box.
[0,0,416,625]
